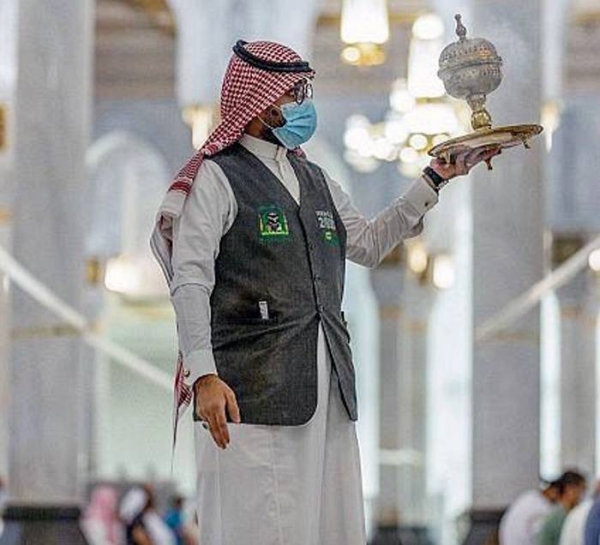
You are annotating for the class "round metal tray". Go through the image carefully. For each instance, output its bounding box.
[428,124,544,164]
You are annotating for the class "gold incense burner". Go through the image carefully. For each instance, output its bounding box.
[429,15,543,167]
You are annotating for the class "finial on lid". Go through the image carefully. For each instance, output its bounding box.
[455,14,467,41]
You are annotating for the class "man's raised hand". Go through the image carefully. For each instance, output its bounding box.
[430,146,502,180]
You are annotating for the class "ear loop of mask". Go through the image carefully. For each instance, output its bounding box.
[258,105,284,130]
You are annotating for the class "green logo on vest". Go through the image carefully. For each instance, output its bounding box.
[258,206,290,239]
[316,210,339,246]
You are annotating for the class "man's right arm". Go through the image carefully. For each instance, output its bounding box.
[170,159,241,448]
[170,159,235,383]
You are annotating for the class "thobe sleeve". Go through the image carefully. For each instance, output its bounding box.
[324,171,439,268]
[170,160,237,387]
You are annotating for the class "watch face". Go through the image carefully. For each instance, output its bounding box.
[426,167,444,186]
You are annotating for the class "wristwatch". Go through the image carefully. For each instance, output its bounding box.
[423,166,448,192]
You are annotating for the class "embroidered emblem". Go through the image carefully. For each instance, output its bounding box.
[316,210,339,246]
[258,205,290,239]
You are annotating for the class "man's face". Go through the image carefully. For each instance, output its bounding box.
[259,93,295,134]
[546,486,561,503]
[563,482,587,509]
[256,78,313,142]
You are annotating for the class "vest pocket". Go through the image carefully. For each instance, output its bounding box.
[222,316,279,326]
[215,299,279,325]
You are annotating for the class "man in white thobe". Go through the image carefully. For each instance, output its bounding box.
[152,39,497,545]
[559,481,600,545]
[500,480,562,545]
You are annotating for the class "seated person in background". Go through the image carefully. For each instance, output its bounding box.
[121,485,175,545]
[583,482,600,545]
[560,480,600,545]
[81,484,123,545]
[537,471,587,545]
[164,495,187,545]
[500,477,563,545]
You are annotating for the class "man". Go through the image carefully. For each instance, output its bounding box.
[560,480,600,545]
[538,471,587,545]
[500,479,563,545]
[151,40,497,544]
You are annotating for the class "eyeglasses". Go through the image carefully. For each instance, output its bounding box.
[289,79,314,104]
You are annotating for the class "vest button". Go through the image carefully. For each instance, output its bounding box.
[308,242,315,251]
[317,304,325,313]
[313,274,321,282]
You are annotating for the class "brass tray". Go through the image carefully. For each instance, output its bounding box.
[428,124,543,165]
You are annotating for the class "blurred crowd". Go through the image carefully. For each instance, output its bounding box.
[81,483,198,545]
[500,470,600,545]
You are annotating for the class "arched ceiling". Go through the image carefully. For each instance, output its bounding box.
[95,0,424,101]
[94,0,600,101]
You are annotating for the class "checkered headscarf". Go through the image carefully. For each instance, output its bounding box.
[149,40,315,450]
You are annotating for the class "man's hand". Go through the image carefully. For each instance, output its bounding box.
[194,374,241,449]
[430,146,502,181]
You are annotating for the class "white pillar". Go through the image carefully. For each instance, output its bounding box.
[0,0,18,483]
[371,264,406,526]
[166,0,321,107]
[371,262,435,529]
[7,0,93,503]
[556,270,599,475]
[541,0,570,102]
[470,0,544,508]
[399,275,435,525]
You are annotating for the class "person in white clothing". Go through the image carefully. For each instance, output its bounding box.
[151,39,498,545]
[500,479,563,545]
[559,481,600,545]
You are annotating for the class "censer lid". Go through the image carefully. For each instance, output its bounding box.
[438,14,502,77]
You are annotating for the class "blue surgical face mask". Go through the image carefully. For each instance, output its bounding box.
[268,99,317,149]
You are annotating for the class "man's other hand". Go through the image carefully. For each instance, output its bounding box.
[194,374,241,449]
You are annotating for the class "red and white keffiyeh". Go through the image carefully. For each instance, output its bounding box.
[149,41,314,450]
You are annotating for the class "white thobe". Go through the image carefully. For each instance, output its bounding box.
[500,490,555,545]
[170,134,438,545]
[559,500,593,545]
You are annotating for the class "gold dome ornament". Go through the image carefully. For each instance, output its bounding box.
[428,14,543,169]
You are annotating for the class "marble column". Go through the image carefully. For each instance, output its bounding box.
[399,274,435,526]
[541,0,570,102]
[0,227,9,482]
[556,271,599,475]
[371,258,435,539]
[371,263,406,528]
[470,0,544,514]
[6,0,93,508]
[166,0,321,106]
[0,0,18,483]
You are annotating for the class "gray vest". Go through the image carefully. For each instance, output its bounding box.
[203,143,357,425]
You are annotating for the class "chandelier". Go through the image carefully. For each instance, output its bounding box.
[343,13,462,177]
[340,0,390,66]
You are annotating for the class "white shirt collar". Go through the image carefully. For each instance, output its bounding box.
[240,133,288,162]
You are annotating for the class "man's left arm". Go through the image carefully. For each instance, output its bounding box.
[326,172,438,268]
[326,147,501,268]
